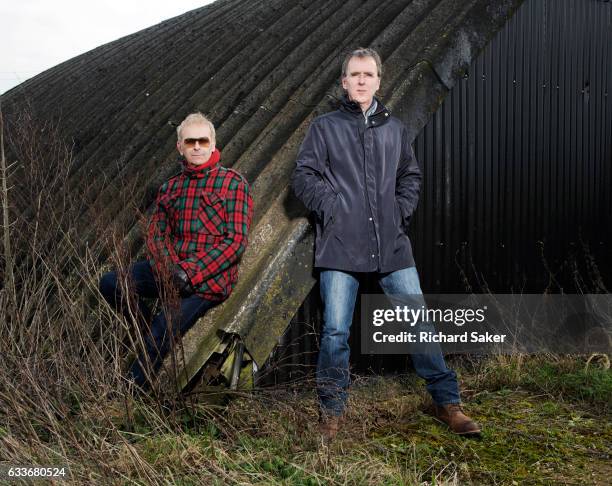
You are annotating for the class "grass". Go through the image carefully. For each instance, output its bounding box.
[5,356,607,485]
[465,355,612,409]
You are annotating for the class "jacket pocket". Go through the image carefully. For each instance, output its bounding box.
[393,199,401,226]
[394,198,408,233]
[323,192,342,231]
[199,192,226,235]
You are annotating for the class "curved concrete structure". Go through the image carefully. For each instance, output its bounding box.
[1,0,524,390]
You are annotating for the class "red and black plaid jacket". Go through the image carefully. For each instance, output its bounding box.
[146,150,253,301]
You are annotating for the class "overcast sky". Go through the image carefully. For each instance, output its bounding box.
[0,0,214,95]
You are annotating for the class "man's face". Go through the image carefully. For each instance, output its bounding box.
[341,56,381,111]
[177,122,216,166]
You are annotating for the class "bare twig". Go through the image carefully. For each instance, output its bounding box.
[0,102,16,308]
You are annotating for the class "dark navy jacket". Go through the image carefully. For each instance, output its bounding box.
[292,96,421,273]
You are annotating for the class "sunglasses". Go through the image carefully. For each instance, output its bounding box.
[183,137,211,148]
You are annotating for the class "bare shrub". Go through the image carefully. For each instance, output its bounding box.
[0,108,177,481]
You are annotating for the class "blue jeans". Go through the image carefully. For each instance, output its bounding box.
[99,260,216,388]
[318,266,460,415]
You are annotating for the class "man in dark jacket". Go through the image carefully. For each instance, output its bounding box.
[292,48,480,440]
[100,113,253,389]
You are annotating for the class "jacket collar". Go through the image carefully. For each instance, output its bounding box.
[339,95,391,127]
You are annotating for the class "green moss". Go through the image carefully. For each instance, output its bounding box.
[366,389,610,484]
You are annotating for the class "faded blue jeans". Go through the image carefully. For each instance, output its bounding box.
[318,266,460,416]
[99,261,216,388]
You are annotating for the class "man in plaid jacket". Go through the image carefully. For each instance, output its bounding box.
[100,112,253,389]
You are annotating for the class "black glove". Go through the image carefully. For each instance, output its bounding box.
[172,264,194,297]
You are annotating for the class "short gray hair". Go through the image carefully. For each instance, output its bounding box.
[176,112,216,142]
[341,47,382,78]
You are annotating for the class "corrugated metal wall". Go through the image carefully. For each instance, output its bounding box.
[260,0,612,383]
[414,0,612,293]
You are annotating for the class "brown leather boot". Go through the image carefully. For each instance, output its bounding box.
[318,412,345,442]
[429,403,481,436]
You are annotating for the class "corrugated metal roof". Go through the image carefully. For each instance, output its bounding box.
[1,0,524,389]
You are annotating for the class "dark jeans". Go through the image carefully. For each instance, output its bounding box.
[99,260,215,387]
[318,267,460,416]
